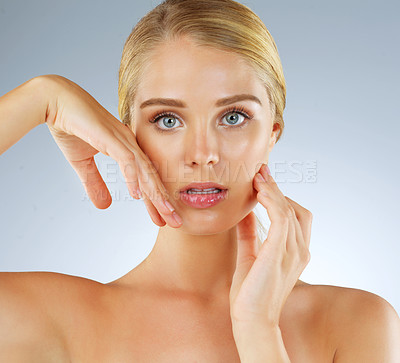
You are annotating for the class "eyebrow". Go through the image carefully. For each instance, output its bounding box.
[139,94,262,109]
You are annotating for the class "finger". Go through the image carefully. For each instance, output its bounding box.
[258,163,272,184]
[230,211,259,306]
[255,166,310,270]
[245,209,289,292]
[286,200,311,270]
[103,129,181,227]
[256,165,311,250]
[288,204,311,272]
[110,128,142,199]
[118,153,141,199]
[253,170,291,267]
[285,196,313,248]
[254,171,285,225]
[142,193,167,227]
[285,204,298,255]
[81,125,141,200]
[236,211,259,265]
[256,190,289,255]
[135,150,183,228]
[112,119,139,148]
[113,123,178,227]
[69,157,112,209]
[116,124,184,227]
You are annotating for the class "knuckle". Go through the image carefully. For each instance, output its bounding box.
[119,151,136,163]
[285,205,295,219]
[302,249,311,264]
[275,211,289,224]
[304,209,313,220]
[268,175,277,185]
[297,208,312,224]
[294,247,310,265]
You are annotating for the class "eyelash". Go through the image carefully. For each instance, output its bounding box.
[148,105,254,133]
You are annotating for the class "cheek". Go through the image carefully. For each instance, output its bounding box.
[220,135,268,180]
[148,145,178,177]
[134,130,178,178]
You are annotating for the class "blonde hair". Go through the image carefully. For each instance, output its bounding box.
[118,0,286,243]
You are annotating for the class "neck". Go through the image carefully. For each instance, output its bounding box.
[141,224,238,300]
[125,224,306,300]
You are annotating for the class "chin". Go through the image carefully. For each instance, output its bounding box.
[175,198,258,235]
[177,219,236,235]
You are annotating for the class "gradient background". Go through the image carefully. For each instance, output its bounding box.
[1,0,399,315]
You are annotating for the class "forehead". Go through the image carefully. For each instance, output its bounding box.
[135,37,268,107]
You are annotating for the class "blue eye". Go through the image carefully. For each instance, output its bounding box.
[221,111,246,126]
[148,105,254,133]
[148,112,182,132]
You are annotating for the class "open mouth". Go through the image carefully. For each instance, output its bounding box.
[179,188,228,208]
[183,188,223,195]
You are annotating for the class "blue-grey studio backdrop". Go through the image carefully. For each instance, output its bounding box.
[1,0,399,314]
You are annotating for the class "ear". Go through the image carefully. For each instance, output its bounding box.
[268,123,280,153]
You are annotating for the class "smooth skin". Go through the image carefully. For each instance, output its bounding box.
[230,168,312,361]
[0,36,399,362]
[43,75,182,225]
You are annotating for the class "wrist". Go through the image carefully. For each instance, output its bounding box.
[30,75,60,126]
[232,320,281,341]
[232,315,279,332]
[0,75,58,155]
[232,323,290,363]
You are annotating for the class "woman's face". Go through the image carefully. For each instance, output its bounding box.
[132,36,278,234]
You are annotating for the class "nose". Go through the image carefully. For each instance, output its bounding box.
[184,124,219,167]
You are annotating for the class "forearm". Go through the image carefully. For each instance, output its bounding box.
[232,322,291,363]
[0,75,54,155]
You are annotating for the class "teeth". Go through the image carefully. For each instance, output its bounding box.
[187,188,222,194]
[191,187,218,191]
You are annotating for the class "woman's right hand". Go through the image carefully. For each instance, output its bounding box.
[41,74,182,228]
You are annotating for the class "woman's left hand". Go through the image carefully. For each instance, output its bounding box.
[229,163,313,328]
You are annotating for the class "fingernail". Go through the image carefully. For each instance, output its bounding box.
[172,211,183,225]
[164,200,175,212]
[136,188,142,199]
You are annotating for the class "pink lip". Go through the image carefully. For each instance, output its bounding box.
[180,189,228,209]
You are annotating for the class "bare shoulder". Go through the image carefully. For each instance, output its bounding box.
[0,271,103,362]
[294,282,400,362]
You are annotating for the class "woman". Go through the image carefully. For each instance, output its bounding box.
[0,0,399,361]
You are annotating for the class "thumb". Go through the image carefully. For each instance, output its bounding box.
[230,211,259,303]
[236,210,259,266]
